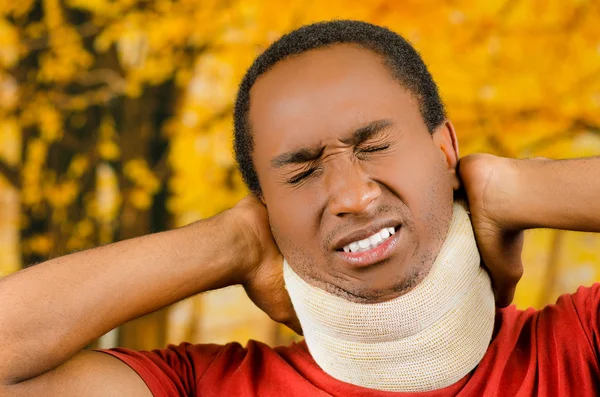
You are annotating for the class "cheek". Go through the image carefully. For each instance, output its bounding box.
[373,143,442,198]
[373,142,452,229]
[267,200,318,250]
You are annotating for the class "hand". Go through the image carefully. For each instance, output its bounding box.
[230,196,302,334]
[458,154,524,307]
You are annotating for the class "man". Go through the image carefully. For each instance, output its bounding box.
[1,20,599,396]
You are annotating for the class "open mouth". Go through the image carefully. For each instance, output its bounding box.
[338,225,400,253]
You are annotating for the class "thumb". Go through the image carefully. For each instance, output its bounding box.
[268,288,303,335]
[243,261,303,335]
[477,227,524,308]
[284,312,303,336]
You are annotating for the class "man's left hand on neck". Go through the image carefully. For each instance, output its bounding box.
[458,153,600,307]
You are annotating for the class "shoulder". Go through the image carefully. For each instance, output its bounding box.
[96,342,234,396]
[494,283,600,328]
[467,285,600,394]
[492,283,600,346]
[97,340,309,396]
[485,284,600,371]
[534,283,600,348]
[553,283,600,356]
[190,339,311,375]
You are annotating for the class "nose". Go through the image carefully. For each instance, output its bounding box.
[325,162,381,217]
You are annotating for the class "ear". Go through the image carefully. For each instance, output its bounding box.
[432,120,460,190]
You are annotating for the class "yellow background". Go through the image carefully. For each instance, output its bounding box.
[1,0,599,349]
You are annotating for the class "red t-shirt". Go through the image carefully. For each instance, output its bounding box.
[99,284,600,396]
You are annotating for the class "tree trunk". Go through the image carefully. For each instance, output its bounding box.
[116,83,172,350]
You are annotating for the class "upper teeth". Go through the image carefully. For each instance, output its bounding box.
[342,227,396,253]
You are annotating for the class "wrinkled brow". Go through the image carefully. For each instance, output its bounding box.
[270,119,393,169]
[339,119,393,146]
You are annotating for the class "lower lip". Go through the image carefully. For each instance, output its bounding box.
[337,228,401,267]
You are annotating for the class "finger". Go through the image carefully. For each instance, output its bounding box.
[272,284,303,335]
[276,292,303,335]
[483,259,522,307]
[266,302,302,335]
[260,274,302,333]
[479,230,524,307]
[493,280,517,308]
[285,317,303,336]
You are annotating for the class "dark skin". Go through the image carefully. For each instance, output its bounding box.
[5,42,600,397]
[250,44,461,303]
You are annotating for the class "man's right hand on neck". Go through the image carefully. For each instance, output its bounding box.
[231,196,302,334]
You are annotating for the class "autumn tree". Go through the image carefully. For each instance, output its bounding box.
[0,0,252,349]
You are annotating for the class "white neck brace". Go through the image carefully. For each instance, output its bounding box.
[283,202,495,392]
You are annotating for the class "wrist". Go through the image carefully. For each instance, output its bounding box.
[185,210,261,289]
[219,207,263,285]
[485,156,558,230]
[507,157,566,230]
[485,156,522,230]
[459,153,521,229]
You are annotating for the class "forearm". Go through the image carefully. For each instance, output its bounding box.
[0,210,251,385]
[497,156,600,232]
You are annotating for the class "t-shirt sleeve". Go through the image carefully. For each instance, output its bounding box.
[566,283,600,361]
[95,342,224,397]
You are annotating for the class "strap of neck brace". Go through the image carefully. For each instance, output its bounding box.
[283,201,495,392]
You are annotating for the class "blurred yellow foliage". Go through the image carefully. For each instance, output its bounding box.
[0,0,599,348]
[23,233,53,256]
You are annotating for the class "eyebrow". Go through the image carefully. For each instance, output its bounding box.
[270,119,394,169]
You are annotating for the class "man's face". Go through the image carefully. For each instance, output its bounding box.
[249,44,460,303]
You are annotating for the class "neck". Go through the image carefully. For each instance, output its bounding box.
[283,202,495,392]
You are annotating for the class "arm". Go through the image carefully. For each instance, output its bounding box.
[0,197,298,396]
[459,154,600,306]
[488,156,600,232]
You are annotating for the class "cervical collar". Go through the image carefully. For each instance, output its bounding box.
[283,201,495,392]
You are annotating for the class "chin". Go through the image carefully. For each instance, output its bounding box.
[354,259,433,303]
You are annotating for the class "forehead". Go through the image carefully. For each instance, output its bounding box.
[248,44,422,160]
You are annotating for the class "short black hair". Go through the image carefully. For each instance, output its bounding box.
[233,20,446,197]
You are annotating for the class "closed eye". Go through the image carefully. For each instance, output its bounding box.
[357,144,390,154]
[287,168,317,184]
